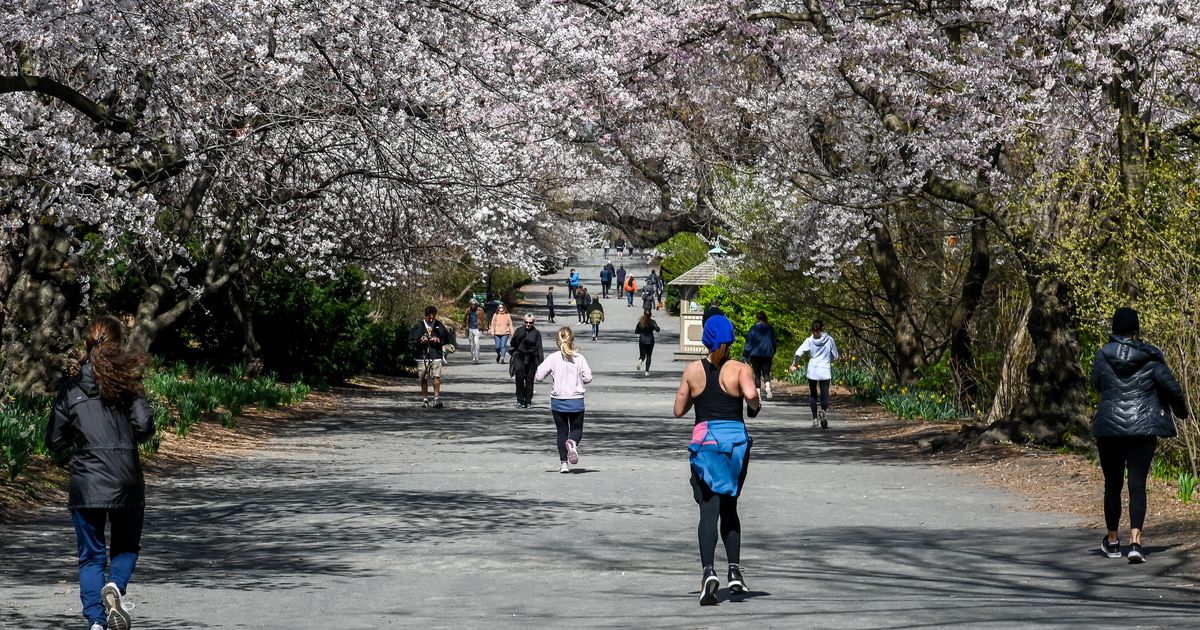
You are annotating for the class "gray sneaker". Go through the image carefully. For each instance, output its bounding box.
[1100,536,1121,558]
[1127,543,1145,563]
[818,408,828,429]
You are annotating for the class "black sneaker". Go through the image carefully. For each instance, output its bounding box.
[1100,536,1121,558]
[727,564,747,594]
[434,399,443,409]
[818,408,828,429]
[1127,543,1145,564]
[699,566,720,606]
[422,399,430,408]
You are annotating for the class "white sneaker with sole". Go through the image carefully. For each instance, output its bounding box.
[102,582,133,630]
[764,381,773,399]
[559,461,570,474]
[565,439,580,465]
[636,359,644,372]
[818,408,828,429]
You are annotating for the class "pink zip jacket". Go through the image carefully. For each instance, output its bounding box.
[534,351,593,400]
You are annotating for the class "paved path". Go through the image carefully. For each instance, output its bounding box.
[3,250,1199,629]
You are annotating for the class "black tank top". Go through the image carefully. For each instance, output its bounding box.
[693,359,744,425]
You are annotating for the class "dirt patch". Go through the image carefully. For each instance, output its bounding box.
[773,380,1200,572]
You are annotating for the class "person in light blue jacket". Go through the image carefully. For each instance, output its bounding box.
[674,315,761,606]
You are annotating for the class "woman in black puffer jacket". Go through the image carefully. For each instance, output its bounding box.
[46,316,155,630]
[1090,307,1188,564]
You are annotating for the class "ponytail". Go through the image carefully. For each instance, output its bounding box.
[708,343,729,368]
[84,316,148,404]
[557,326,578,360]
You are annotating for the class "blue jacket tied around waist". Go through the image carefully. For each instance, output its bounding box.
[689,420,752,496]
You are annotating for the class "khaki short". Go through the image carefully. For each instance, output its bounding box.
[418,359,443,380]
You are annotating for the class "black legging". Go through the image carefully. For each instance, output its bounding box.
[692,455,750,568]
[749,356,772,388]
[808,379,830,417]
[639,342,655,371]
[513,356,536,404]
[577,302,587,322]
[553,409,584,461]
[1097,435,1157,531]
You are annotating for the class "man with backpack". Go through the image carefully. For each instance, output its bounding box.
[599,265,613,299]
[409,305,453,408]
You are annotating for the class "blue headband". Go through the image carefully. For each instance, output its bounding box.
[702,315,735,352]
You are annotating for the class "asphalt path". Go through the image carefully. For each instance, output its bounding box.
[3,249,1198,629]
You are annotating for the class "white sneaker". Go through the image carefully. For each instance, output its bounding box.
[644,370,649,376]
[764,381,773,399]
[636,359,644,372]
[812,418,820,428]
[559,462,570,474]
[91,624,105,630]
[101,582,133,630]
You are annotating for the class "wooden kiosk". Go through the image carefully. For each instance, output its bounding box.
[668,258,722,361]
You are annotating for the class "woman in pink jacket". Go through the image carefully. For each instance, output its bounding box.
[535,327,594,473]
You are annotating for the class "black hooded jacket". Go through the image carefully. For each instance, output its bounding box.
[45,362,156,509]
[1090,336,1188,437]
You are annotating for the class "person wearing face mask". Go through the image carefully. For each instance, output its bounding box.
[508,314,545,408]
[789,320,839,428]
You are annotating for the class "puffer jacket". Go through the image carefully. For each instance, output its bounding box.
[45,362,156,509]
[743,322,777,358]
[1090,336,1188,437]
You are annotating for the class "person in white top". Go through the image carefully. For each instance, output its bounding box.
[535,327,594,473]
[789,320,839,429]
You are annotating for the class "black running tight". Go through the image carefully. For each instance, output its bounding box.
[692,457,750,567]
[552,409,584,462]
[749,356,772,388]
[639,342,654,371]
[1097,435,1157,531]
[808,378,830,418]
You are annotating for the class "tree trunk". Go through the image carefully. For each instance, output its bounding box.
[0,223,86,394]
[228,280,263,378]
[985,273,1091,446]
[947,215,990,407]
[987,300,1032,424]
[868,222,927,385]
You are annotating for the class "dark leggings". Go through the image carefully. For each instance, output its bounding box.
[514,357,536,404]
[639,342,654,371]
[692,456,750,568]
[749,356,772,388]
[552,409,584,461]
[808,379,830,418]
[1097,435,1157,531]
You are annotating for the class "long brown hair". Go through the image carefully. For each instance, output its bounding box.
[638,309,653,329]
[85,316,148,404]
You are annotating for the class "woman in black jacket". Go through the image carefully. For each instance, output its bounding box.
[634,309,660,376]
[46,316,155,630]
[509,313,545,408]
[1090,307,1188,563]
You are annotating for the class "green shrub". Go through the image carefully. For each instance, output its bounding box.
[0,393,53,481]
[1179,472,1198,504]
[361,321,417,376]
[876,386,961,421]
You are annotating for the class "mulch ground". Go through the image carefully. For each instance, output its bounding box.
[7,376,1197,574]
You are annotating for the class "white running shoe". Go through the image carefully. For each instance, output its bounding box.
[101,582,133,630]
[764,381,773,399]
[559,462,570,474]
[565,439,579,465]
[636,359,644,372]
[812,418,820,428]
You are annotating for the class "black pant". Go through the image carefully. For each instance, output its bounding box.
[601,281,611,297]
[513,356,536,404]
[547,304,555,321]
[1097,435,1158,531]
[577,303,587,322]
[552,409,585,461]
[639,342,655,371]
[692,455,750,568]
[749,356,772,388]
[808,379,830,417]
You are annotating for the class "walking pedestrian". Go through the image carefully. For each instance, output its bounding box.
[410,305,453,407]
[575,286,590,323]
[624,275,638,307]
[641,285,656,313]
[635,309,661,376]
[491,303,514,364]
[743,312,778,399]
[1091,307,1189,563]
[789,320,839,428]
[567,268,580,297]
[463,299,489,364]
[616,237,626,259]
[536,327,594,473]
[616,265,627,299]
[702,298,724,325]
[509,313,545,408]
[673,315,761,606]
[655,274,665,309]
[600,265,613,299]
[546,286,556,323]
[587,298,605,340]
[45,316,155,630]
[603,240,611,260]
